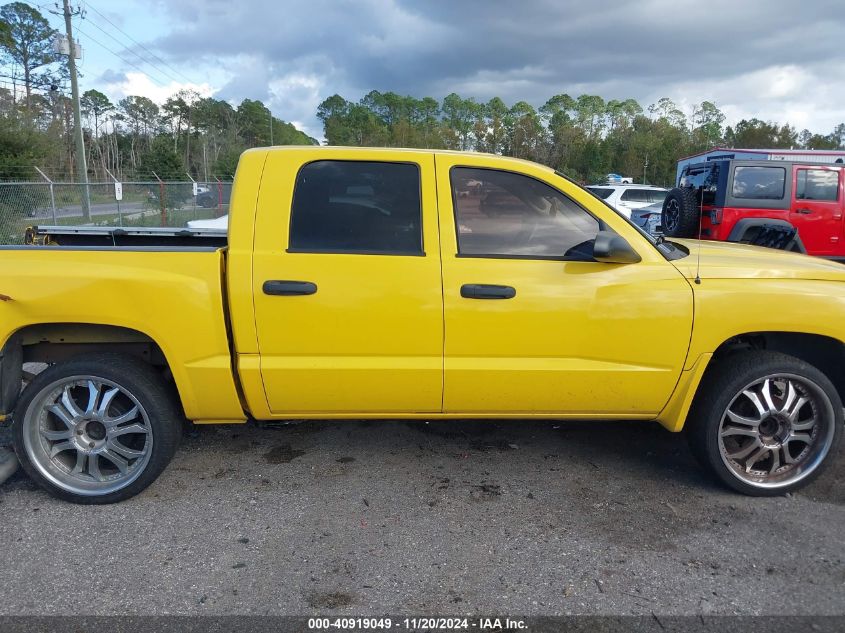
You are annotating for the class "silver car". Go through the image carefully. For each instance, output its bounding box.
[629,201,664,236]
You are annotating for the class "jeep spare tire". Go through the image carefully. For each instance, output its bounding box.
[661,187,700,238]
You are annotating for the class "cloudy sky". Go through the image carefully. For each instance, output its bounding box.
[35,0,845,140]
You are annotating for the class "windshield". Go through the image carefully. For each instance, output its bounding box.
[560,172,689,261]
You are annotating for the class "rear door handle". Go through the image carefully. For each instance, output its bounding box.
[460,284,516,300]
[263,280,317,296]
[795,208,813,214]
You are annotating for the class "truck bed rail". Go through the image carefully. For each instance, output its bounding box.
[24,225,228,248]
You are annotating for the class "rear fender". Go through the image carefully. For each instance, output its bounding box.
[727,218,806,253]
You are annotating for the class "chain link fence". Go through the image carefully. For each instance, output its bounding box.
[0,180,233,245]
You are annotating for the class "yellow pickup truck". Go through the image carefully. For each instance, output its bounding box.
[1,147,843,503]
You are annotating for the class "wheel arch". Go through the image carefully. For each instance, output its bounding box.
[711,332,845,398]
[0,322,179,420]
[726,218,806,253]
[658,331,845,432]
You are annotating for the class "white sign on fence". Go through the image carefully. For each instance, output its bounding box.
[114,182,123,201]
[192,182,198,196]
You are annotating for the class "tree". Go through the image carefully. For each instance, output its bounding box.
[237,98,272,146]
[833,123,845,150]
[690,101,725,150]
[81,89,113,177]
[575,94,606,139]
[81,89,113,137]
[118,95,159,170]
[138,134,184,179]
[484,97,509,154]
[648,97,687,129]
[725,119,796,148]
[441,93,477,150]
[507,101,542,160]
[0,2,57,110]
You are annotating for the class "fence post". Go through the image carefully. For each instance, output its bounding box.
[104,168,122,226]
[185,172,197,219]
[34,167,56,224]
[152,171,166,226]
[215,177,222,216]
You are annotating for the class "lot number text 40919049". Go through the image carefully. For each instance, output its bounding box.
[307,617,528,630]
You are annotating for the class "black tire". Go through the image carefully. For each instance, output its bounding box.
[11,353,181,504]
[198,195,215,209]
[686,351,842,496]
[661,187,700,238]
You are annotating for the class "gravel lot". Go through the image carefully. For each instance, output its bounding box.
[0,418,843,617]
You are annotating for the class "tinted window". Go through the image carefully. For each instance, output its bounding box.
[621,189,651,202]
[289,161,422,254]
[732,166,786,200]
[620,189,668,203]
[681,162,721,205]
[451,167,600,259]
[796,169,839,201]
[587,187,613,199]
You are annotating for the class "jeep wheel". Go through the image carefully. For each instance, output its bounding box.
[12,354,181,504]
[661,187,700,238]
[686,351,842,496]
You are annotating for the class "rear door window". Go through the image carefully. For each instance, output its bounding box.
[289,160,423,255]
[732,166,786,200]
[796,169,839,201]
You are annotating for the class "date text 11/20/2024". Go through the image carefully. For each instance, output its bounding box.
[307,617,528,630]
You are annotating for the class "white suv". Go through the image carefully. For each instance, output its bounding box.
[585,184,668,218]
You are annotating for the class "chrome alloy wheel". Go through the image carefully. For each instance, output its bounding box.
[22,375,153,496]
[718,374,836,490]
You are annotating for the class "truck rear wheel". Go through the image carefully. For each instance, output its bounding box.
[661,187,700,238]
[12,354,181,504]
[686,351,841,496]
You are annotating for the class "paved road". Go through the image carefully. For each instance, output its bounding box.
[0,419,842,616]
[26,201,150,221]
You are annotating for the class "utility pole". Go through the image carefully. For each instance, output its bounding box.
[60,0,90,220]
[643,154,649,185]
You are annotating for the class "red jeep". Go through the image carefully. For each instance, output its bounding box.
[660,159,845,261]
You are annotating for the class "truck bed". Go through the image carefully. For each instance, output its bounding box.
[24,225,228,248]
[0,240,244,422]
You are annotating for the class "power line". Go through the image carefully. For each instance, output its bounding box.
[81,17,184,85]
[83,1,195,84]
[74,27,171,88]
[22,1,191,89]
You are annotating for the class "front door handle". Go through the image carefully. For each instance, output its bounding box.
[795,208,813,214]
[460,284,516,300]
[263,280,317,296]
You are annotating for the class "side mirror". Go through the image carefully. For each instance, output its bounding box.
[592,231,641,264]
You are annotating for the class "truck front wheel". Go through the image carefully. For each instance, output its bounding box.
[686,351,842,496]
[12,354,181,504]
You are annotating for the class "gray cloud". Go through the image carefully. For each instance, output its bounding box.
[97,68,129,84]
[146,0,845,136]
